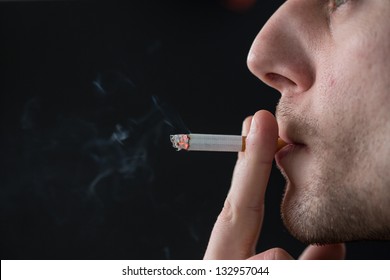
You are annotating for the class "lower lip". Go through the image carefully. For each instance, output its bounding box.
[275,144,305,162]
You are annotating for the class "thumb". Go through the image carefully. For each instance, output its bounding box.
[299,244,346,260]
[248,247,294,260]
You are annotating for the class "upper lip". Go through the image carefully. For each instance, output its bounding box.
[278,131,306,147]
[275,133,307,161]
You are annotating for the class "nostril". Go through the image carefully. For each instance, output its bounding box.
[266,72,297,87]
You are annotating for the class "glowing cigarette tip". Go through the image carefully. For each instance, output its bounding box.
[170,134,191,151]
[170,134,287,152]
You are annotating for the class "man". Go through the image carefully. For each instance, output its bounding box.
[204,0,390,259]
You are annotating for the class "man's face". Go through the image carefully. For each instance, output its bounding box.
[248,0,390,244]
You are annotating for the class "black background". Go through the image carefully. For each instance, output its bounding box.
[1,0,389,259]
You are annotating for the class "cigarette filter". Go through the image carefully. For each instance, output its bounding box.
[170,133,287,152]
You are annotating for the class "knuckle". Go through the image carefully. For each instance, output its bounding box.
[217,198,263,226]
[217,199,235,225]
[266,247,292,260]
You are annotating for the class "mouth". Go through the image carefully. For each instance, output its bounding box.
[275,137,306,163]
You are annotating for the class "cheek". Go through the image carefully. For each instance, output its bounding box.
[314,69,349,139]
[316,36,373,134]
[312,60,375,181]
[310,59,366,174]
[329,19,390,110]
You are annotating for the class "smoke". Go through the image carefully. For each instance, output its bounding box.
[17,71,188,210]
[0,60,214,258]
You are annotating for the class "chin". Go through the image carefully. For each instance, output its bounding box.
[280,194,341,244]
[279,177,389,244]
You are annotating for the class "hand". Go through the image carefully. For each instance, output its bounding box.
[203,110,346,260]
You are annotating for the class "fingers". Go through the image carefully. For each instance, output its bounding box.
[248,247,294,260]
[204,110,278,259]
[299,244,346,260]
[249,244,346,260]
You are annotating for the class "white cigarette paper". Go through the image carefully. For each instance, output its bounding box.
[170,134,245,152]
[170,134,287,152]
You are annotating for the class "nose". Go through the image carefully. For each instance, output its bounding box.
[247,1,321,96]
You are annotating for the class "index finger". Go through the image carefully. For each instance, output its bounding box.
[204,110,278,259]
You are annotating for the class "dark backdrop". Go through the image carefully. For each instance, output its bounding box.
[1,0,389,260]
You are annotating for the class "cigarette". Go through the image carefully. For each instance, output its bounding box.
[170,134,287,152]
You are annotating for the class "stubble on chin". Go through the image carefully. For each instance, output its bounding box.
[276,99,353,244]
[276,100,390,243]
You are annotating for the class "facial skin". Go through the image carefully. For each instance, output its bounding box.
[247,0,390,244]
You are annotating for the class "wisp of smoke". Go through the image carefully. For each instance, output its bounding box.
[18,71,188,204]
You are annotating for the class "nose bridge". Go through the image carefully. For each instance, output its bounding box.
[247,0,322,95]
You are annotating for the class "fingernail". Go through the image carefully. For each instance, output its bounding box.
[249,117,257,134]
